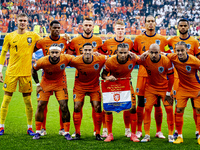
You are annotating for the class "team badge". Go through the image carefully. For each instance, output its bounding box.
[175,100,177,106]
[136,88,139,93]
[173,90,176,96]
[144,98,146,104]
[59,43,64,49]
[158,66,164,73]
[37,93,40,99]
[60,64,65,70]
[94,64,99,70]
[113,93,120,102]
[187,44,191,49]
[27,37,32,43]
[186,65,191,72]
[4,83,7,88]
[92,41,97,47]
[128,64,133,70]
[156,40,160,45]
[73,94,76,99]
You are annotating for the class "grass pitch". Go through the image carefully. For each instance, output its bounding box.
[0,68,199,150]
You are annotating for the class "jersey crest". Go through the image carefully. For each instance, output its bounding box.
[60,64,65,70]
[158,66,164,73]
[92,41,97,47]
[187,44,191,49]
[27,37,32,43]
[156,40,161,45]
[94,64,99,70]
[186,65,191,72]
[59,43,64,49]
[128,64,133,70]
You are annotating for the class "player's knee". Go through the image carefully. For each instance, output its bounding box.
[196,108,200,114]
[130,106,136,113]
[138,96,145,107]
[94,104,101,113]
[176,107,184,113]
[5,91,13,96]
[37,101,47,112]
[74,103,82,112]
[154,97,161,107]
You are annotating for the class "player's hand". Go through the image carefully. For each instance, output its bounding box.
[93,51,101,56]
[197,91,200,97]
[129,51,136,60]
[36,85,44,96]
[106,75,117,81]
[0,72,3,83]
[165,95,173,106]
[64,33,71,44]
[140,51,149,61]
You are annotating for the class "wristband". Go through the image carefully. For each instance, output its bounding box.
[166,92,170,96]
[0,64,3,72]
[36,83,40,86]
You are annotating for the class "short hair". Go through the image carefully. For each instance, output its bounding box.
[17,13,28,18]
[83,17,93,22]
[117,43,129,50]
[175,41,187,49]
[115,20,125,26]
[50,43,60,47]
[178,18,189,26]
[83,42,93,48]
[50,20,60,27]
[145,15,154,23]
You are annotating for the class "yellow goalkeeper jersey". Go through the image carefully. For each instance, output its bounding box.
[1,30,41,76]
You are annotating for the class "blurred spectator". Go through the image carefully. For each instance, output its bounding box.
[8,18,15,33]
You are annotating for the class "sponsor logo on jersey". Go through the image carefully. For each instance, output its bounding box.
[156,40,160,45]
[92,41,97,47]
[187,44,191,49]
[27,37,32,43]
[4,83,7,88]
[60,64,65,70]
[94,64,99,70]
[113,93,120,102]
[158,66,164,73]
[128,64,133,70]
[186,65,191,72]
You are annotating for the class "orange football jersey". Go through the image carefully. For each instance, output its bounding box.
[166,53,200,91]
[69,34,102,55]
[101,37,133,55]
[168,35,200,78]
[33,54,73,91]
[137,55,174,91]
[35,36,69,56]
[133,32,170,77]
[70,55,107,92]
[104,55,139,78]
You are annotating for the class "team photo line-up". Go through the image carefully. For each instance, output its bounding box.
[0,13,200,144]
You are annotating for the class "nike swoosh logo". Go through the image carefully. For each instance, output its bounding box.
[13,41,17,43]
[78,44,82,45]
[111,46,114,48]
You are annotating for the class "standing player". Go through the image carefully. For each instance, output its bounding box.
[101,43,140,142]
[165,42,200,144]
[133,15,171,138]
[32,44,73,140]
[100,21,134,138]
[70,43,107,140]
[138,44,174,143]
[69,18,102,136]
[35,20,70,136]
[0,13,41,135]
[168,18,200,138]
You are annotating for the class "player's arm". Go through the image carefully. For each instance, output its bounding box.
[101,69,117,81]
[0,35,10,82]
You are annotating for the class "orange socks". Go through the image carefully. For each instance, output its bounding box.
[73,112,82,134]
[196,114,200,134]
[123,111,130,128]
[155,106,163,132]
[193,108,198,131]
[130,113,137,134]
[42,105,47,130]
[95,112,102,135]
[144,106,153,135]
[105,113,113,134]
[137,106,144,132]
[165,106,174,135]
[92,107,96,132]
[36,121,42,131]
[175,113,183,134]
[63,122,70,133]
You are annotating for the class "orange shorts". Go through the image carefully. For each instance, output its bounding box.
[176,89,200,108]
[172,78,179,98]
[37,88,68,101]
[73,90,101,102]
[135,76,147,96]
[130,85,136,107]
[144,90,170,106]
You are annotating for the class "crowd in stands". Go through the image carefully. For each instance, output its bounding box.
[0,0,199,36]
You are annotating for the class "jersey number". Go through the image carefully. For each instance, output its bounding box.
[45,49,48,55]
[142,46,146,52]
[15,45,17,52]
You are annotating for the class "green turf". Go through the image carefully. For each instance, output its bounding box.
[0,67,199,150]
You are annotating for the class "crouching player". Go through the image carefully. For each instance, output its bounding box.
[166,41,200,144]
[31,44,73,140]
[139,44,174,142]
[101,43,140,142]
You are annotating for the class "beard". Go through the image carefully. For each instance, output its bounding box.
[179,29,188,35]
[84,29,92,35]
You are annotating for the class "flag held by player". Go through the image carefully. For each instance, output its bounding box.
[101,79,132,113]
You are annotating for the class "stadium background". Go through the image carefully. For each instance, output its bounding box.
[0,0,200,149]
